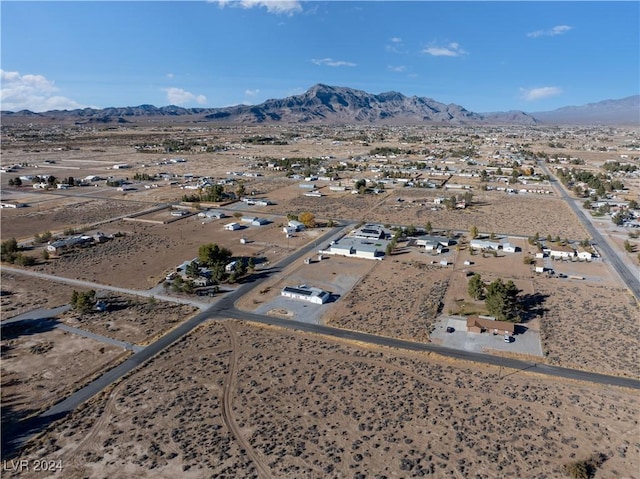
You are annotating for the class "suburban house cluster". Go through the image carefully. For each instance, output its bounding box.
[46,232,112,255]
[320,224,390,260]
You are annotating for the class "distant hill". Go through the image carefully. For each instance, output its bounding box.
[202,84,506,125]
[531,95,640,126]
[2,84,636,126]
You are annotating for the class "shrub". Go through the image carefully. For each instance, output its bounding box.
[71,290,97,313]
[14,253,36,267]
[563,453,607,479]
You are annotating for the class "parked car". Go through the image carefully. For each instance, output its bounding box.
[446,326,455,333]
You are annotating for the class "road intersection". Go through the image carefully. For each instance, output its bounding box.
[3,213,639,457]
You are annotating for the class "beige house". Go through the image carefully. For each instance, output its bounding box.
[466,316,516,336]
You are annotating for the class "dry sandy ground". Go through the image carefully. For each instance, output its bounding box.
[28,218,300,289]
[9,320,639,479]
[59,294,198,345]
[323,255,449,342]
[1,328,126,420]
[0,198,149,242]
[265,187,588,239]
[1,271,86,318]
[1,273,197,431]
[535,280,639,378]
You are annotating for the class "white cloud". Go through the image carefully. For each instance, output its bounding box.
[245,89,260,96]
[311,58,356,67]
[388,65,406,73]
[0,69,87,112]
[520,86,563,101]
[423,42,467,57]
[166,72,175,79]
[527,25,573,38]
[216,0,302,15]
[164,87,207,106]
[386,37,404,53]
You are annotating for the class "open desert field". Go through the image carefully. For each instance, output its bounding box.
[535,280,639,378]
[264,186,589,239]
[323,250,450,342]
[27,216,318,290]
[10,320,638,479]
[1,326,126,421]
[0,196,152,242]
[1,271,87,318]
[58,294,198,346]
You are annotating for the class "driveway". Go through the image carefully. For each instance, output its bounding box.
[431,315,543,357]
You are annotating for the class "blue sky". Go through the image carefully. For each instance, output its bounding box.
[1,1,638,113]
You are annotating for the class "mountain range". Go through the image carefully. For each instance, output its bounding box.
[2,84,638,126]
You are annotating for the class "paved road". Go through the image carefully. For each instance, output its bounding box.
[213,307,640,390]
[2,224,348,456]
[539,162,640,300]
[0,266,211,310]
[56,324,144,353]
[5,220,640,458]
[1,305,71,325]
[1,305,142,351]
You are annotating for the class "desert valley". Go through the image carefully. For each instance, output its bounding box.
[1,93,639,478]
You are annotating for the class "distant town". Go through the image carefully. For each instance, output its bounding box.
[1,118,638,478]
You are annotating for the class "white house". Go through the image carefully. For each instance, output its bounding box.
[502,243,517,253]
[224,222,241,231]
[353,224,386,240]
[470,238,517,253]
[288,220,305,231]
[281,285,330,304]
[577,248,593,261]
[198,210,226,219]
[321,238,385,260]
[546,245,576,259]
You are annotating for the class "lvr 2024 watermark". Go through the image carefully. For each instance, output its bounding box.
[3,459,63,473]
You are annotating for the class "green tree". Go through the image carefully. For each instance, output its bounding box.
[236,181,246,198]
[1,238,19,263]
[186,261,201,278]
[71,290,96,313]
[198,243,233,268]
[470,225,479,239]
[354,179,366,193]
[484,279,520,322]
[467,273,485,300]
[425,222,433,235]
[14,253,36,266]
